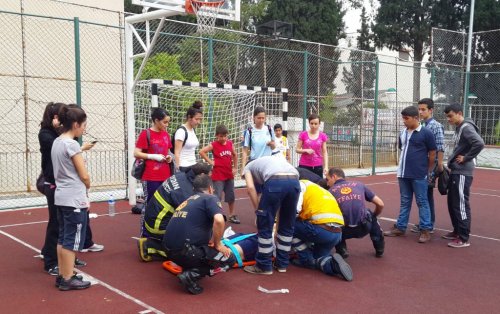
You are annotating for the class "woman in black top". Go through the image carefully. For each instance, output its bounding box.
[38,102,65,274]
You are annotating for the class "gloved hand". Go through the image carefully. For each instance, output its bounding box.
[147,154,165,162]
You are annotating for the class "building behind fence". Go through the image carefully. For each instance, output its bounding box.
[0,0,498,209]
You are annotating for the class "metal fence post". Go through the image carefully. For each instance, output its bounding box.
[371,60,380,175]
[303,50,308,130]
[208,37,213,83]
[430,67,435,98]
[74,17,81,106]
[463,70,470,118]
[73,17,82,145]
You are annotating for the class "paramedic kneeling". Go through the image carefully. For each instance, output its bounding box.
[162,174,235,295]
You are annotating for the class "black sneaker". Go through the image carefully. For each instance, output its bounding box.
[178,271,204,295]
[74,258,87,267]
[55,273,83,287]
[58,275,91,291]
[47,266,59,276]
[332,253,353,282]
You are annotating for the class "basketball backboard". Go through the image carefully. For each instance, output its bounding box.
[132,0,240,21]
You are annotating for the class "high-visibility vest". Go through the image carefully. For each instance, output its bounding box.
[299,180,344,225]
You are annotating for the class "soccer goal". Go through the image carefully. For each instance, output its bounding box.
[128,79,288,203]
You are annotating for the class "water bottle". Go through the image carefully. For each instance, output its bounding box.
[108,194,116,217]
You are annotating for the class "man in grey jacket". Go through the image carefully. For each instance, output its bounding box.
[443,103,484,248]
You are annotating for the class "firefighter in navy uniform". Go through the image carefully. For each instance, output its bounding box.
[163,174,235,295]
[138,162,212,262]
[326,167,385,258]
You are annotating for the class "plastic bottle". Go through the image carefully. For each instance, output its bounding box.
[108,194,116,217]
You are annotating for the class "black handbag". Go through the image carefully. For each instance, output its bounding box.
[36,172,45,195]
[131,129,150,180]
[437,167,450,195]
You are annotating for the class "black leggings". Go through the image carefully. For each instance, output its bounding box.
[298,165,323,178]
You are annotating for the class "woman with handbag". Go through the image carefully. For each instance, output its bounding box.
[134,107,173,203]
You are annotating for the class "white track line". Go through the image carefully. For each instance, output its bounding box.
[0,229,164,314]
[378,217,500,242]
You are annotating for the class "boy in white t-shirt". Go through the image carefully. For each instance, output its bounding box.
[272,124,290,162]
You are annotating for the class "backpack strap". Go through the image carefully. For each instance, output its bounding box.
[146,129,151,148]
[247,124,273,151]
[179,125,188,147]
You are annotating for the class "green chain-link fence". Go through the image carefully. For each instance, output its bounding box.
[0,4,498,209]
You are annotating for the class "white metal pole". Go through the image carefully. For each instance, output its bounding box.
[125,22,137,206]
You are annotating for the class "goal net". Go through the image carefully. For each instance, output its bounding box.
[132,79,287,187]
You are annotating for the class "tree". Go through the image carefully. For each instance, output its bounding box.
[373,0,467,102]
[262,0,345,46]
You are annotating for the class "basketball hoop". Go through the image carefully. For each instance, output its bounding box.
[186,0,225,35]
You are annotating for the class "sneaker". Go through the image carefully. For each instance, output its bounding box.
[47,266,59,276]
[448,238,470,248]
[418,230,431,243]
[55,273,83,287]
[442,232,458,240]
[383,227,405,237]
[411,225,434,234]
[332,253,353,282]
[273,264,287,273]
[74,258,87,267]
[81,243,104,253]
[58,274,91,291]
[228,215,241,224]
[243,265,273,275]
[137,238,152,262]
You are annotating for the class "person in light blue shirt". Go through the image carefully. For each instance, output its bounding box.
[241,106,275,167]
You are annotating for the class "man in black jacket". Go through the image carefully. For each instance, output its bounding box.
[443,103,484,248]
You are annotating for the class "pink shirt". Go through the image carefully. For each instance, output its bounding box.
[298,131,328,167]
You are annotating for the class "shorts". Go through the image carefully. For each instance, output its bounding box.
[57,206,88,251]
[213,179,235,203]
[227,233,258,261]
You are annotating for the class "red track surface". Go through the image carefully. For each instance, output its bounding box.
[1,168,499,313]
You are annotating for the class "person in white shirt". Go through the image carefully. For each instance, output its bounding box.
[271,123,290,162]
[174,101,203,172]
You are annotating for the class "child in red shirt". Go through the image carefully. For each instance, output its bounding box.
[199,125,239,223]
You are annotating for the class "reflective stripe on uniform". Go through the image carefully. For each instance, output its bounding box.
[152,190,175,232]
[311,213,344,222]
[277,243,291,251]
[258,237,273,245]
[277,234,293,242]
[258,246,274,254]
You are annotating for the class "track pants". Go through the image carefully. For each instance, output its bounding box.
[447,174,473,242]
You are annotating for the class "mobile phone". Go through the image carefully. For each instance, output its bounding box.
[91,140,98,144]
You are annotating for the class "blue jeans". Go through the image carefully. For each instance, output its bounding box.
[396,178,432,231]
[255,177,300,271]
[293,220,341,266]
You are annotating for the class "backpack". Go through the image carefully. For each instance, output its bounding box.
[437,167,450,195]
[170,125,189,154]
[246,124,273,150]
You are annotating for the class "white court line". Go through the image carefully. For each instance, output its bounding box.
[0,229,164,314]
[378,217,500,242]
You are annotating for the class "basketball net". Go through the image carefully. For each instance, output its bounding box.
[186,0,224,35]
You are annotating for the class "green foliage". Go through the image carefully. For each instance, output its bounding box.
[262,0,345,46]
[236,0,271,31]
[373,0,467,62]
[124,0,143,14]
[134,53,186,81]
[176,32,249,83]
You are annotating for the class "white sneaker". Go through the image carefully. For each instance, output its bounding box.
[81,243,104,252]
